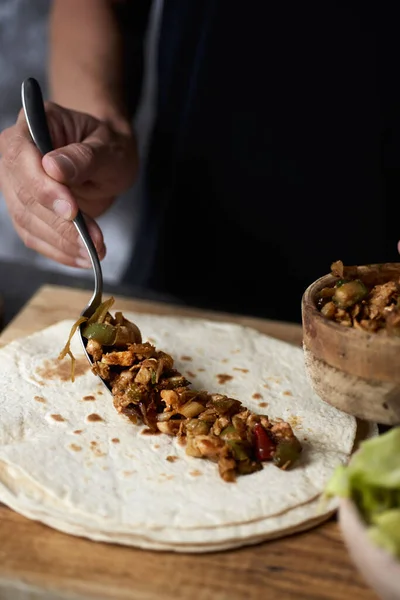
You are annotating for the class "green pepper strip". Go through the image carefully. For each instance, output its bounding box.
[220,425,240,442]
[273,439,302,469]
[81,322,117,345]
[87,297,115,324]
[227,440,251,461]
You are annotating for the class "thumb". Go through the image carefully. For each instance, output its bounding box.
[42,141,105,186]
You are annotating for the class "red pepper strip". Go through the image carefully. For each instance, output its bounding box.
[253,424,276,461]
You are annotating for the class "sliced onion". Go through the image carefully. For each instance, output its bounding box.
[179,401,205,418]
[157,412,175,422]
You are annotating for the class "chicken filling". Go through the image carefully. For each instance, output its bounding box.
[317,261,400,335]
[62,299,302,482]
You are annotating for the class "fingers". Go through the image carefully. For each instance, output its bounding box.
[42,142,101,186]
[0,103,134,270]
[0,157,106,267]
[14,210,106,269]
[42,123,138,197]
[0,120,79,220]
[14,226,106,269]
[0,106,98,268]
[13,223,89,269]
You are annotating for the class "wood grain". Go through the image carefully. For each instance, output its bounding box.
[0,285,303,347]
[0,285,377,600]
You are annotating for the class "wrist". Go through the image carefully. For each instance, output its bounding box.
[51,91,133,137]
[90,104,133,137]
[105,114,133,137]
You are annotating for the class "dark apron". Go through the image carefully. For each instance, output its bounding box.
[124,1,400,323]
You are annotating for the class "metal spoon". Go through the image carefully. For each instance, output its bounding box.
[21,77,109,389]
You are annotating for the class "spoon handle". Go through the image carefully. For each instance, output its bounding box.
[21,77,103,312]
[21,78,53,155]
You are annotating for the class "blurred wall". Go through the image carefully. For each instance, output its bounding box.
[0,0,161,284]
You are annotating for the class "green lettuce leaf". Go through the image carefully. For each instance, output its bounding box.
[349,428,400,488]
[325,427,400,559]
[368,509,400,558]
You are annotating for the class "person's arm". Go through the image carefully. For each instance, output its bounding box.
[49,0,133,134]
[0,0,141,268]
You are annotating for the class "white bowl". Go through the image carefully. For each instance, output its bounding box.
[339,498,400,600]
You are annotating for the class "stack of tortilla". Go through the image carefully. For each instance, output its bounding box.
[0,314,373,552]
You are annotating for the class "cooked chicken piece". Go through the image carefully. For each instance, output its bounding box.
[129,342,157,359]
[368,281,399,320]
[113,394,129,413]
[331,260,344,278]
[135,362,155,385]
[321,301,336,319]
[101,350,135,366]
[233,409,250,422]
[92,362,110,380]
[160,389,181,411]
[218,454,236,482]
[112,370,136,394]
[189,434,225,461]
[212,416,230,436]
[232,412,248,437]
[330,260,358,280]
[270,421,296,442]
[246,413,261,429]
[335,308,352,327]
[198,407,218,422]
[86,339,103,362]
[112,380,148,412]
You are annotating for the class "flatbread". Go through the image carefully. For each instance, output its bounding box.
[0,483,337,552]
[0,315,361,550]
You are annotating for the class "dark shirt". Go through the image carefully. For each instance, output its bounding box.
[125,1,400,323]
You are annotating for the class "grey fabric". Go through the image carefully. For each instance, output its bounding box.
[0,0,161,283]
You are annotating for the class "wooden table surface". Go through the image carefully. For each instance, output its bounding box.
[0,285,376,600]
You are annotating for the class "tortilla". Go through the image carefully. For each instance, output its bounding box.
[0,480,337,552]
[0,315,363,551]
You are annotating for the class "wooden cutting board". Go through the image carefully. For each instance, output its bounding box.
[0,285,376,600]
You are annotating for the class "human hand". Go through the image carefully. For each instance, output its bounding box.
[0,102,138,267]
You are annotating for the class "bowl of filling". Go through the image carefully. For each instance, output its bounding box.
[326,428,400,600]
[302,261,400,424]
